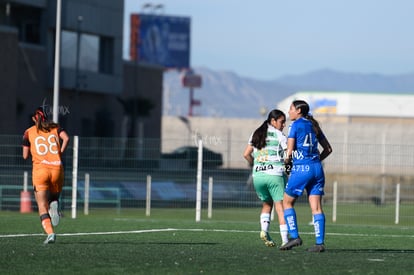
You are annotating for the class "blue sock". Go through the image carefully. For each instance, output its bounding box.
[313,213,325,245]
[284,208,299,239]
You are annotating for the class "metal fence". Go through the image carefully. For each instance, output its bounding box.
[0,133,413,225]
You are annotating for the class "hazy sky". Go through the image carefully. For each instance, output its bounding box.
[124,0,414,80]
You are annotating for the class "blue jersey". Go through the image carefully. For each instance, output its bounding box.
[288,117,324,165]
[285,117,327,198]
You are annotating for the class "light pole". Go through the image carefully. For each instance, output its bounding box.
[5,3,10,25]
[141,3,153,12]
[259,106,268,117]
[74,15,83,135]
[141,3,164,14]
[153,4,164,14]
[178,116,192,145]
[52,0,62,123]
[75,16,83,91]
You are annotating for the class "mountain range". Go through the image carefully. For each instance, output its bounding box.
[163,67,414,119]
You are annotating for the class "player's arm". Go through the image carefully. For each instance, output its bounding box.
[59,129,70,154]
[285,137,295,163]
[319,135,332,162]
[22,146,30,159]
[243,144,254,167]
[283,137,295,174]
[22,131,30,159]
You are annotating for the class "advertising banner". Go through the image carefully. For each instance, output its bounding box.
[130,14,191,69]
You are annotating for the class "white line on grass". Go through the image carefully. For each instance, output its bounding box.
[1,228,414,239]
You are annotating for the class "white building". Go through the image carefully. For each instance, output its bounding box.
[277,91,414,118]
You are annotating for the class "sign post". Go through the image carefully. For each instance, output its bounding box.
[181,70,202,116]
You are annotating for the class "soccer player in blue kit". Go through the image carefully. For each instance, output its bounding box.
[279,100,332,252]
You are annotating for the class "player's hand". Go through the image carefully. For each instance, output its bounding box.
[284,160,292,175]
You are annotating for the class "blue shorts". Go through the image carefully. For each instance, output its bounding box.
[285,162,325,198]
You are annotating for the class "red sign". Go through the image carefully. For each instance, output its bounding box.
[191,99,201,106]
[130,14,140,61]
[182,74,202,88]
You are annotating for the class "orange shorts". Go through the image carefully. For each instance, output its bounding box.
[32,166,64,193]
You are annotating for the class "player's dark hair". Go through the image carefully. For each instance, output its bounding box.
[33,107,59,133]
[251,109,285,150]
[292,100,323,138]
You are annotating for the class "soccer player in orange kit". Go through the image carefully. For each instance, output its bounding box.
[22,107,70,244]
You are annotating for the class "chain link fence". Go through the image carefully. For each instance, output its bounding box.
[1,131,413,224]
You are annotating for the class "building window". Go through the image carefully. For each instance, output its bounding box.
[61,30,113,74]
[20,20,41,44]
[99,36,114,74]
[80,33,99,72]
[5,4,42,44]
[61,30,99,72]
[61,31,77,69]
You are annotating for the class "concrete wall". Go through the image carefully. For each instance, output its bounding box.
[162,115,414,176]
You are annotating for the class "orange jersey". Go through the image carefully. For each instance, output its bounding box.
[22,126,63,169]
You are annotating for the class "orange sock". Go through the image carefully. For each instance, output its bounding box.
[40,214,54,235]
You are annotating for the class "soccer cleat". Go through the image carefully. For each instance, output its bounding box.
[43,233,56,244]
[279,237,303,250]
[307,244,325,252]
[49,201,60,227]
[260,231,276,247]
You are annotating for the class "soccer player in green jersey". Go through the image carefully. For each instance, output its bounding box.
[244,109,289,247]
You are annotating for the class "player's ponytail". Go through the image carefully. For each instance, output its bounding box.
[292,100,323,139]
[251,120,268,150]
[33,107,59,133]
[306,113,323,139]
[33,108,47,132]
[251,109,285,150]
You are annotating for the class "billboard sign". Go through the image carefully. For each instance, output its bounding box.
[130,14,191,69]
[310,98,337,114]
[181,71,202,88]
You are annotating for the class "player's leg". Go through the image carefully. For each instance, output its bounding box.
[254,174,275,247]
[260,201,273,232]
[280,170,308,250]
[34,189,55,244]
[307,162,326,252]
[274,200,288,245]
[281,194,300,239]
[308,195,325,252]
[48,169,64,226]
[269,174,288,245]
[259,201,276,247]
[32,169,55,238]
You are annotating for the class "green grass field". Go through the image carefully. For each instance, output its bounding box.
[1,206,414,274]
